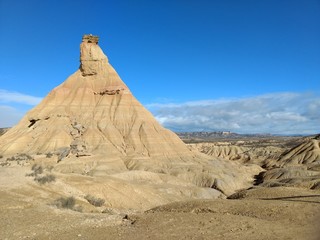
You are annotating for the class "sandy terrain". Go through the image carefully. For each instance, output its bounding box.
[0,164,319,240]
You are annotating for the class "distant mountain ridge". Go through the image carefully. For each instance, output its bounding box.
[0,128,10,136]
[176,131,275,142]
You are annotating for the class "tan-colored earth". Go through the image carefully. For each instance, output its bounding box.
[0,35,319,239]
[1,165,319,240]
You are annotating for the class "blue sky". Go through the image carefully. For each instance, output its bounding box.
[0,0,319,134]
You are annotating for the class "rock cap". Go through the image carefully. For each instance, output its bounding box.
[82,34,99,44]
[80,34,107,76]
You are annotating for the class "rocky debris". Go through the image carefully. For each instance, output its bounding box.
[56,147,70,162]
[70,122,86,138]
[94,87,125,96]
[70,139,90,157]
[69,122,90,157]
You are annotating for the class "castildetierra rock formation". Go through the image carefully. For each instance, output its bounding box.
[0,35,190,159]
[0,35,261,199]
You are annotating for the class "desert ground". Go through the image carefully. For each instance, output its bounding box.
[1,133,319,240]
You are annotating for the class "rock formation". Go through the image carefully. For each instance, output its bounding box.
[259,135,320,189]
[189,142,283,165]
[0,35,261,200]
[0,35,191,160]
[271,135,320,167]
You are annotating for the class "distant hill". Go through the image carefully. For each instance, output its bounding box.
[176,131,275,143]
[0,128,10,136]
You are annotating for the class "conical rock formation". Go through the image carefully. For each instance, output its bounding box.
[0,35,261,201]
[0,35,190,160]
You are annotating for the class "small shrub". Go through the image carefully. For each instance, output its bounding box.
[6,157,15,161]
[7,153,33,161]
[32,164,43,175]
[17,153,33,160]
[26,164,43,177]
[34,174,56,184]
[46,152,54,158]
[54,196,76,209]
[84,194,105,207]
[0,155,3,159]
[0,162,9,167]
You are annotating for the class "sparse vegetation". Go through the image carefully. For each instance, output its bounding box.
[46,152,54,158]
[54,196,75,209]
[34,174,56,184]
[26,164,43,177]
[84,194,105,207]
[53,196,82,212]
[7,153,33,161]
[32,164,43,175]
[0,162,9,167]
[26,164,56,184]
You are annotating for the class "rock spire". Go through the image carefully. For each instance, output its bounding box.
[80,34,108,76]
[0,34,191,160]
[0,35,260,196]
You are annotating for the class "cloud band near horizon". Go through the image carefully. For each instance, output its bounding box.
[146,92,320,135]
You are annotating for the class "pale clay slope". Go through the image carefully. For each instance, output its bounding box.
[190,137,320,190]
[259,136,320,189]
[188,142,283,165]
[267,136,320,167]
[0,35,262,210]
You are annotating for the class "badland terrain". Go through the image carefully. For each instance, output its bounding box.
[0,35,319,240]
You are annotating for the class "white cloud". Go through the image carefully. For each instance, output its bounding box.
[0,89,42,105]
[0,105,25,127]
[146,92,320,135]
[0,89,42,127]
